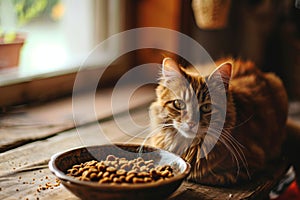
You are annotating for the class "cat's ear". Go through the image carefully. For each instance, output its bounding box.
[208,62,232,89]
[161,58,182,79]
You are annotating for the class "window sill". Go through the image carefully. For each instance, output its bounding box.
[0,58,130,109]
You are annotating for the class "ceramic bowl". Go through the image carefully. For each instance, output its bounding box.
[49,144,191,200]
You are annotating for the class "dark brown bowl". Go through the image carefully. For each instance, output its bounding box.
[49,144,191,200]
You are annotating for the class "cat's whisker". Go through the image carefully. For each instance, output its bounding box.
[222,138,250,179]
[221,129,249,166]
[219,137,241,176]
[221,130,248,166]
[136,124,172,154]
[220,131,250,179]
[224,114,254,130]
[222,131,245,149]
[200,134,239,179]
[207,132,240,173]
[139,126,163,153]
[123,125,155,144]
[208,123,246,158]
[208,128,249,178]
[123,123,169,145]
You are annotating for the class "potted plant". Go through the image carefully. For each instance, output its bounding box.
[0,31,26,69]
[0,0,62,69]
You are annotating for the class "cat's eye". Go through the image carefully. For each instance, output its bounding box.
[200,103,212,113]
[173,99,186,110]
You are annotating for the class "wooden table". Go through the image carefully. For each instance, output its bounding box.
[0,85,289,200]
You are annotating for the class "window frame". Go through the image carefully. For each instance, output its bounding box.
[0,0,130,109]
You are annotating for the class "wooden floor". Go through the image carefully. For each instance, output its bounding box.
[0,85,290,200]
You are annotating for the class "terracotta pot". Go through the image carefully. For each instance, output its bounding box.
[0,34,25,69]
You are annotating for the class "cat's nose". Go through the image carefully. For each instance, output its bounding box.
[187,122,196,128]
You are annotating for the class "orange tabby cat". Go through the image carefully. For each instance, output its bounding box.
[149,57,288,185]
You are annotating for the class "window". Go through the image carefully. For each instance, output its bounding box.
[0,0,123,86]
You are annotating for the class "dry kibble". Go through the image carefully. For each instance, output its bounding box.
[120,164,131,171]
[132,177,144,183]
[137,172,149,177]
[125,173,135,183]
[82,170,90,177]
[106,166,117,173]
[102,171,110,178]
[109,173,116,180]
[113,177,121,183]
[90,173,97,180]
[116,169,126,176]
[97,171,103,178]
[144,177,152,182]
[66,155,175,184]
[140,165,148,172]
[119,176,126,182]
[73,164,81,169]
[106,155,117,161]
[99,177,110,183]
[96,163,106,171]
[147,163,155,169]
[127,170,137,176]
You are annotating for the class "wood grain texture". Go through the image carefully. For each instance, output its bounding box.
[0,85,155,152]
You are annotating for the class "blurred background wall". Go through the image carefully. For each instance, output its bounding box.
[127,0,300,100]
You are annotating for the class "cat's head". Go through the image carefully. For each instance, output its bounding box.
[152,57,232,140]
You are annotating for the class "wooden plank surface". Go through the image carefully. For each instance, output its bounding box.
[0,85,155,152]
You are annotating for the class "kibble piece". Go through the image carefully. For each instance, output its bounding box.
[156,166,163,172]
[88,167,98,174]
[132,166,140,171]
[78,168,85,174]
[97,171,103,178]
[106,166,117,173]
[102,171,110,178]
[96,163,106,171]
[119,159,128,165]
[73,164,81,169]
[140,165,148,172]
[160,170,169,177]
[150,169,160,180]
[116,169,126,176]
[82,170,90,178]
[120,164,131,171]
[137,172,149,177]
[99,177,110,183]
[81,177,90,181]
[109,173,116,181]
[90,173,97,180]
[113,177,121,183]
[119,175,126,182]
[106,155,117,161]
[132,177,144,183]
[144,177,152,183]
[125,173,136,183]
[136,161,145,167]
[146,163,155,169]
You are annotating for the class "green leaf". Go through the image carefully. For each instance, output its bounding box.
[3,32,17,43]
